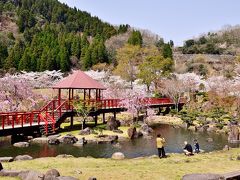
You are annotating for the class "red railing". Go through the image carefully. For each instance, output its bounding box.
[0,97,184,131]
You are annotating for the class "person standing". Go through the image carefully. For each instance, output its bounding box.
[156,134,166,158]
[194,139,200,153]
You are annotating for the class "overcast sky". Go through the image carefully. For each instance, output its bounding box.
[59,0,240,46]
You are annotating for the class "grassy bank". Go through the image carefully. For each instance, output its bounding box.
[59,121,133,140]
[146,115,184,126]
[1,148,240,180]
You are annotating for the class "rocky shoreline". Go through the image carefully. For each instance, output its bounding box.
[146,115,240,144]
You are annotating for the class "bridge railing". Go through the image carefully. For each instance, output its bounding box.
[67,99,123,110]
[0,111,41,130]
[0,97,186,131]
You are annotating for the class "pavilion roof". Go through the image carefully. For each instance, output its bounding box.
[52,70,106,89]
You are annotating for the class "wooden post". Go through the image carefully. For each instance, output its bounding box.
[94,115,98,126]
[102,113,106,124]
[70,116,73,129]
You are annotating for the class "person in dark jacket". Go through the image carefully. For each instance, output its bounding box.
[194,139,200,153]
[183,141,193,155]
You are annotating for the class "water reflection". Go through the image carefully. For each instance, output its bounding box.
[0,124,238,158]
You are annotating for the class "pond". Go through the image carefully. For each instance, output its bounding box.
[0,124,238,158]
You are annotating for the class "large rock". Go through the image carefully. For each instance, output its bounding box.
[228,125,240,143]
[127,127,138,139]
[207,126,218,132]
[55,176,78,180]
[112,129,123,134]
[139,124,153,136]
[56,154,74,158]
[14,155,33,161]
[107,116,120,130]
[188,126,197,131]
[0,170,26,177]
[182,173,224,180]
[88,177,97,180]
[13,142,29,148]
[31,137,48,144]
[73,137,87,147]
[111,152,125,160]
[0,157,14,162]
[59,134,78,144]
[44,169,60,180]
[18,170,45,180]
[0,162,3,171]
[79,127,91,135]
[93,135,118,144]
[206,138,213,142]
[48,135,61,145]
[223,145,230,151]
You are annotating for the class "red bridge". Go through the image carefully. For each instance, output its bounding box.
[0,71,184,136]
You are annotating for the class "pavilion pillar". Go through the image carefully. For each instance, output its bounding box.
[68,89,71,109]
[96,89,98,100]
[58,89,61,106]
[102,113,106,124]
[89,89,91,99]
[84,89,86,101]
[72,89,74,99]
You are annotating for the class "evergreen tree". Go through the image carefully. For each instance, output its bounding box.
[46,49,55,70]
[40,47,49,71]
[0,42,8,69]
[83,48,92,69]
[59,46,70,72]
[128,30,143,46]
[97,39,108,63]
[18,47,31,71]
[71,35,81,58]
[162,43,173,59]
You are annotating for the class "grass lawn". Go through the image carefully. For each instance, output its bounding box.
[60,121,131,140]
[1,148,240,180]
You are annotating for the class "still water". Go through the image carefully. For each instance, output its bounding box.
[0,124,236,158]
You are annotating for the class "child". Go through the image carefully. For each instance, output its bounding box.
[194,139,200,153]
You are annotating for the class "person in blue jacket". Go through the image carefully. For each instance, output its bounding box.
[194,139,200,153]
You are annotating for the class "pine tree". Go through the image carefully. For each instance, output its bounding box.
[59,46,70,72]
[97,39,108,63]
[128,30,143,46]
[0,42,8,69]
[18,48,31,71]
[71,35,81,58]
[162,43,173,59]
[40,48,49,71]
[83,48,92,70]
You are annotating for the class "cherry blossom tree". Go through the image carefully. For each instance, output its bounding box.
[15,70,63,88]
[157,78,186,111]
[0,74,47,112]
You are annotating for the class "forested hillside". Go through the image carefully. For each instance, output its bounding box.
[181,25,240,55]
[0,0,129,72]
